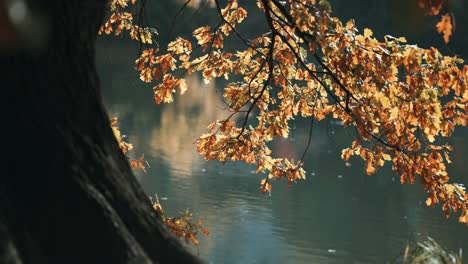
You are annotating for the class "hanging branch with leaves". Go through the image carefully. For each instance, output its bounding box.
[102,0,468,224]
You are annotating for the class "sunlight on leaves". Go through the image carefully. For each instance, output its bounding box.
[103,0,468,224]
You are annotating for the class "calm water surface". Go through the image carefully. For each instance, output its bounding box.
[96,2,468,262]
[97,50,468,262]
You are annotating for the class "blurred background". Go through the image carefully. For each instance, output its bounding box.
[96,1,468,263]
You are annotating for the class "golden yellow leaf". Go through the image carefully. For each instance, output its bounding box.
[382,154,391,161]
[364,28,373,38]
[425,197,433,206]
[177,79,188,95]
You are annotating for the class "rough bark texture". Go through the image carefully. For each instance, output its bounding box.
[2,1,201,263]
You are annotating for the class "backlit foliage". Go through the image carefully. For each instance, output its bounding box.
[110,117,133,154]
[111,118,208,243]
[110,117,148,172]
[417,0,455,44]
[104,0,468,224]
[99,0,157,44]
[435,13,454,44]
[151,195,209,246]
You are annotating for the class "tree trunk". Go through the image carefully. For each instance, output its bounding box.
[2,1,201,263]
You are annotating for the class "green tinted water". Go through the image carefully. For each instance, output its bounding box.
[96,1,468,262]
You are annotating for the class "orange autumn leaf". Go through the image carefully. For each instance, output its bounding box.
[129,154,148,173]
[110,118,149,173]
[366,163,376,176]
[110,117,118,126]
[110,118,133,154]
[436,13,454,44]
[416,1,456,44]
[260,178,272,193]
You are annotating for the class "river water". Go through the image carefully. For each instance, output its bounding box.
[96,1,468,263]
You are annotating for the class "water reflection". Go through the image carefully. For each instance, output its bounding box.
[96,1,468,262]
[97,61,467,262]
[149,74,227,177]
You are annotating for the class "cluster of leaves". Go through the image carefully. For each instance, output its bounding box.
[128,0,468,223]
[416,0,455,44]
[99,0,157,44]
[110,118,209,244]
[101,0,467,223]
[151,195,209,246]
[110,117,148,172]
[102,2,211,244]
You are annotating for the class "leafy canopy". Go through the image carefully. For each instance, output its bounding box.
[101,0,468,224]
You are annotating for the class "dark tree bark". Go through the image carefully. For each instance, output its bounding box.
[2,1,201,263]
